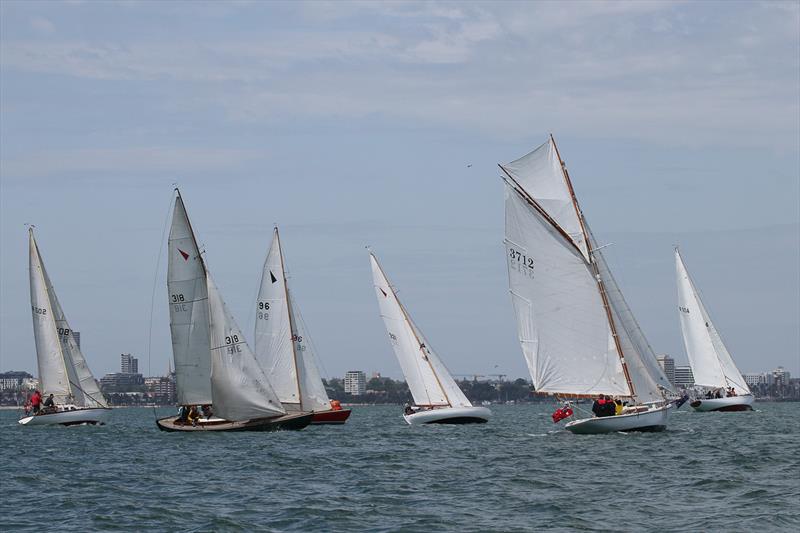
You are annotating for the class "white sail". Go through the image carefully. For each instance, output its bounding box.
[46,275,106,407]
[207,274,285,421]
[504,184,630,397]
[29,229,106,408]
[369,253,471,408]
[289,291,333,412]
[675,249,750,394]
[589,228,674,403]
[167,191,213,406]
[29,229,74,404]
[500,137,590,261]
[254,230,301,407]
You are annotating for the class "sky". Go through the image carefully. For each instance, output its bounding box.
[1,0,798,382]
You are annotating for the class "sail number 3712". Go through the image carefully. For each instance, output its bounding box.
[508,247,535,277]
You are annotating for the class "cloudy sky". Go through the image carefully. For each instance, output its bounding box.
[1,0,798,381]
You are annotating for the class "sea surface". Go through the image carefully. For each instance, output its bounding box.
[1,403,798,532]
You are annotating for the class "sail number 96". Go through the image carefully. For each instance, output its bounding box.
[257,301,270,320]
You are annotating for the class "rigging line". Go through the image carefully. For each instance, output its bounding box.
[292,294,330,382]
[67,379,106,408]
[146,190,175,418]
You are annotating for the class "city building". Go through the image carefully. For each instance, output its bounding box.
[674,365,695,388]
[145,375,176,403]
[0,371,34,390]
[656,354,676,386]
[772,366,791,386]
[100,372,145,392]
[743,373,768,387]
[121,353,139,374]
[344,370,366,396]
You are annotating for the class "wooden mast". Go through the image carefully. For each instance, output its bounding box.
[371,252,450,407]
[275,227,304,411]
[549,136,636,399]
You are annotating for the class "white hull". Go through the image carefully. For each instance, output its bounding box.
[403,406,491,425]
[19,407,111,426]
[565,404,671,434]
[690,394,754,412]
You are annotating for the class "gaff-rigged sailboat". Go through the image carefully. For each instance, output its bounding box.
[20,228,110,426]
[502,136,675,434]
[369,252,491,425]
[156,190,312,432]
[254,228,351,425]
[675,248,754,412]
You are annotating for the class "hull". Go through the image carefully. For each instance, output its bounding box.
[690,394,754,412]
[155,411,312,432]
[18,407,111,426]
[565,404,671,434]
[311,408,352,425]
[404,406,491,426]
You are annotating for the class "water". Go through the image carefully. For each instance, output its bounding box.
[1,403,798,532]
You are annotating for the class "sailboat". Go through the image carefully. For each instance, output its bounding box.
[156,190,312,432]
[19,228,110,426]
[369,251,491,425]
[254,227,351,425]
[675,248,754,412]
[502,135,675,434]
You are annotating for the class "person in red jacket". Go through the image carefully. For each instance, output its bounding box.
[30,390,42,414]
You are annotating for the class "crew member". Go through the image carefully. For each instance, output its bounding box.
[30,390,42,415]
[43,393,56,412]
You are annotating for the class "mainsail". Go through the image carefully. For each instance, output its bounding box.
[167,191,213,406]
[502,136,665,403]
[254,228,331,412]
[28,228,106,408]
[675,248,750,394]
[369,252,471,408]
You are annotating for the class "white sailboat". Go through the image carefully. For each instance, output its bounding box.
[502,135,675,434]
[369,252,491,425]
[156,190,312,432]
[254,228,351,424]
[20,228,110,426]
[675,248,754,412]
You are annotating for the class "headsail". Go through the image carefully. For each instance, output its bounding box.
[675,248,750,394]
[289,291,333,412]
[207,274,285,421]
[167,190,213,406]
[369,252,471,408]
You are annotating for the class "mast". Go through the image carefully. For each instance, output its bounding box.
[370,252,450,407]
[275,227,304,411]
[550,136,636,399]
[30,228,75,402]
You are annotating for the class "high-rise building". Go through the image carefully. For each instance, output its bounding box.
[772,367,791,386]
[743,373,768,387]
[674,365,695,388]
[120,353,138,374]
[344,371,366,396]
[656,354,675,386]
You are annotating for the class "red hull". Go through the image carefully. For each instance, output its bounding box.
[311,409,352,425]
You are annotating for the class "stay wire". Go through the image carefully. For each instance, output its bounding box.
[146,190,176,421]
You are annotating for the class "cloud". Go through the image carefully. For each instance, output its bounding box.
[30,17,55,34]
[0,1,797,149]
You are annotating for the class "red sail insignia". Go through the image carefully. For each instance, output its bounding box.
[178,249,189,261]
